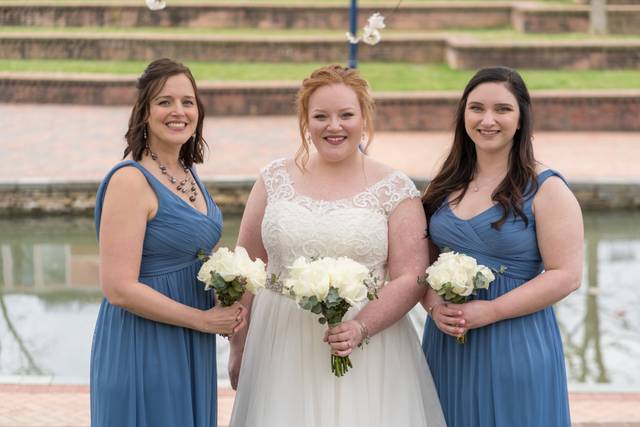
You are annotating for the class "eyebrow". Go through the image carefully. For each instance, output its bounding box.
[153,95,196,101]
[467,101,514,107]
[310,107,356,113]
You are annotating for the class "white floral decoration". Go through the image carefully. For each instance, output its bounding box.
[145,0,166,11]
[346,12,386,46]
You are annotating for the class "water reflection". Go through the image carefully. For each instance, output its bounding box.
[0,212,639,388]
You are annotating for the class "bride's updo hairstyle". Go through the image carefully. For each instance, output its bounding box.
[295,64,375,171]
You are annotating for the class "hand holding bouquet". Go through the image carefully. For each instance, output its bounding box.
[418,251,497,344]
[284,256,377,377]
[197,247,267,306]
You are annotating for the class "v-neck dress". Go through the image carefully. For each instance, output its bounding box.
[422,169,571,427]
[90,160,223,427]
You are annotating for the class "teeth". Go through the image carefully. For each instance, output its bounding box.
[167,122,186,128]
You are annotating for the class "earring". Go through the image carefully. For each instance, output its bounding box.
[191,133,197,144]
[304,129,313,146]
[143,124,148,141]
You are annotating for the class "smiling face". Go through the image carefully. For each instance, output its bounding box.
[147,73,198,149]
[464,82,520,155]
[306,83,364,164]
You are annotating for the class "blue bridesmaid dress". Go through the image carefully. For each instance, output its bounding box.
[90,160,223,427]
[422,170,571,427]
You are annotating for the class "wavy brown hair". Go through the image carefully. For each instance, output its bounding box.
[123,58,207,167]
[295,64,375,171]
[422,66,538,230]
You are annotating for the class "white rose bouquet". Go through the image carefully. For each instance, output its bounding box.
[418,251,498,344]
[197,247,267,306]
[284,256,378,377]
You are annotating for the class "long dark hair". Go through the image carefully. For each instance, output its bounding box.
[422,66,538,230]
[123,58,207,167]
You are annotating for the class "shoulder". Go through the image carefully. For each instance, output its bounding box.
[532,168,579,216]
[260,157,289,177]
[103,163,155,206]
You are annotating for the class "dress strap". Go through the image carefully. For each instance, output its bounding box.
[537,169,569,187]
[260,158,295,203]
[372,171,421,217]
[94,160,160,239]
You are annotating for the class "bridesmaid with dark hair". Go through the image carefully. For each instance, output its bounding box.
[90,58,247,427]
[421,66,583,427]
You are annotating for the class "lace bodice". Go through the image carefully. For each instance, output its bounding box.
[260,158,420,282]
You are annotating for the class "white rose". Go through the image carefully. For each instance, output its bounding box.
[475,266,495,289]
[302,261,331,301]
[425,264,449,291]
[209,247,237,282]
[337,281,368,305]
[457,254,478,280]
[330,257,369,287]
[450,269,474,296]
[197,259,216,285]
[288,256,310,280]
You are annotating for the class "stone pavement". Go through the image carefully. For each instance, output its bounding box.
[1,384,640,427]
[1,103,640,184]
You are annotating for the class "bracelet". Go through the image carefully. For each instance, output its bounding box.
[427,301,445,316]
[355,319,370,347]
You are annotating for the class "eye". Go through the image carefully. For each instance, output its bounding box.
[183,100,195,106]
[158,100,170,106]
[469,105,482,112]
[497,106,512,113]
[313,114,327,120]
[341,112,355,119]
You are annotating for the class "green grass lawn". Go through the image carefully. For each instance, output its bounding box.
[3,60,639,90]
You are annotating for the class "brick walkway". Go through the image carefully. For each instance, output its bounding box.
[1,384,639,427]
[1,103,639,183]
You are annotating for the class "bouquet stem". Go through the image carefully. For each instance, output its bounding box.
[331,354,353,377]
[456,333,466,344]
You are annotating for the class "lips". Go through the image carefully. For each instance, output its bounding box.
[324,135,347,145]
[477,129,500,136]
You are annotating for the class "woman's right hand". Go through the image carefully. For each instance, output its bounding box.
[430,302,466,338]
[200,302,247,336]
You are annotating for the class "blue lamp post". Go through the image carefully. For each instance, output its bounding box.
[348,0,358,69]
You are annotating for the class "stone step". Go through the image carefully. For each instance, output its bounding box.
[2,33,639,69]
[3,2,640,35]
[2,73,638,131]
[0,33,446,63]
[513,4,640,34]
[0,3,512,30]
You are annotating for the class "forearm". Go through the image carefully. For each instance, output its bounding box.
[492,268,580,322]
[355,274,426,337]
[106,280,205,331]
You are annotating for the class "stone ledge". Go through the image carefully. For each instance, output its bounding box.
[1,179,639,216]
[3,76,638,131]
[0,3,512,30]
[512,4,640,34]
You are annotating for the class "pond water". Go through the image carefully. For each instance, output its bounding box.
[0,211,639,390]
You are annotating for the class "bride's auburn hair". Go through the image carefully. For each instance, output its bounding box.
[295,64,375,171]
[422,66,538,231]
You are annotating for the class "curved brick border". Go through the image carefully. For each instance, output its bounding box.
[1,75,639,131]
[1,178,639,216]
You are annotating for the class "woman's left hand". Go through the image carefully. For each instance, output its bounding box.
[324,320,363,357]
[458,300,499,330]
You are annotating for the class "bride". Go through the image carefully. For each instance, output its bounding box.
[228,65,446,427]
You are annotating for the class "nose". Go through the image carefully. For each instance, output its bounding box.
[480,111,496,126]
[328,116,342,130]
[171,103,185,116]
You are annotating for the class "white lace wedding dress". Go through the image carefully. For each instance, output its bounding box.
[230,159,446,427]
